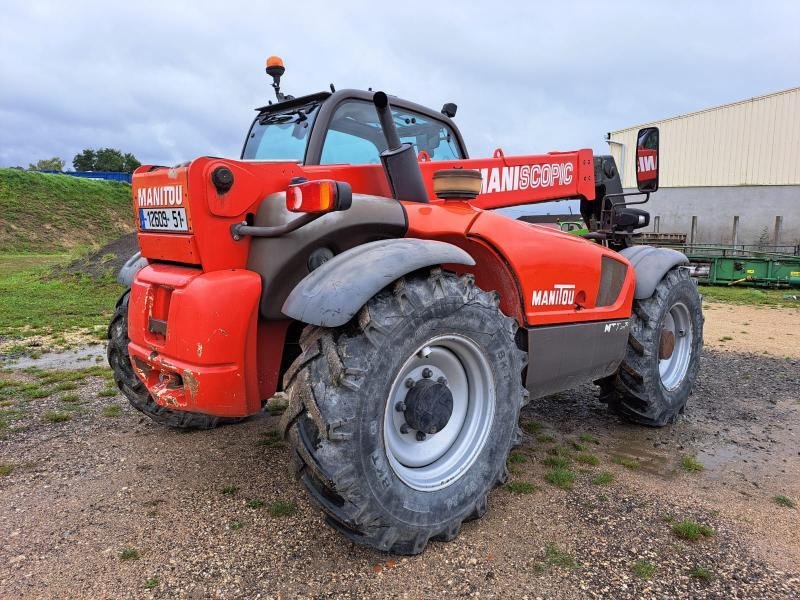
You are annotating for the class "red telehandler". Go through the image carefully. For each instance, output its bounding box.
[108,57,702,554]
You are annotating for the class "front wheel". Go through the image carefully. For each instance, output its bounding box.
[606,267,704,426]
[281,270,527,554]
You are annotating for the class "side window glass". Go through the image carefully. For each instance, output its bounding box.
[320,130,381,164]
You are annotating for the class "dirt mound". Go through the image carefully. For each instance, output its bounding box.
[58,233,139,278]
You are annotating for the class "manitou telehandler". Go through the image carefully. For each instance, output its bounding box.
[108,57,703,555]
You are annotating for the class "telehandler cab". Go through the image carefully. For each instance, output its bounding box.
[108,57,703,554]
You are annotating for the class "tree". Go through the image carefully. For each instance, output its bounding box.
[72,148,141,174]
[72,149,96,171]
[29,157,65,171]
[93,148,126,172]
[122,152,141,174]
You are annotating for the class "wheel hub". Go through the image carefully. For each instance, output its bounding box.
[384,335,496,491]
[403,379,454,435]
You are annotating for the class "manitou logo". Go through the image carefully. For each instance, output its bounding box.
[531,284,576,306]
[479,162,573,195]
[136,185,184,208]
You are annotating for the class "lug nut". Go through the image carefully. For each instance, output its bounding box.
[437,376,448,386]
[422,368,433,379]
[400,423,410,434]
[405,378,415,388]
[395,401,406,412]
[416,431,427,441]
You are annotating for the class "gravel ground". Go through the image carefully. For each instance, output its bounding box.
[0,305,798,599]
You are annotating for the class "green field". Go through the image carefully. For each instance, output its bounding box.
[700,285,799,309]
[0,168,133,253]
[0,171,131,357]
[0,254,122,356]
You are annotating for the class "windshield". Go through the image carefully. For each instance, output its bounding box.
[242,101,320,162]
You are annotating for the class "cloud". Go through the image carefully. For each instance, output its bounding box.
[1,0,798,168]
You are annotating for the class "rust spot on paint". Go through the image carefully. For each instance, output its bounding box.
[183,371,200,399]
[196,343,203,358]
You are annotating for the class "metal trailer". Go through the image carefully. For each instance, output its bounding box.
[649,243,800,287]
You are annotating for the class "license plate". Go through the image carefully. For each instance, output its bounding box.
[139,208,188,232]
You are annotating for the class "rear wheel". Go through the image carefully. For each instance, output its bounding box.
[107,290,242,429]
[281,270,527,554]
[606,267,703,426]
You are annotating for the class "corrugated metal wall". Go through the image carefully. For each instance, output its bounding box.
[608,87,800,188]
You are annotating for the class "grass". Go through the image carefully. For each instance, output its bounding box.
[221,485,238,496]
[774,495,796,509]
[544,468,575,490]
[544,543,575,568]
[521,420,542,435]
[672,520,715,541]
[230,520,244,531]
[119,548,140,561]
[266,397,288,416]
[98,386,118,398]
[269,500,296,517]
[53,381,78,391]
[578,432,600,444]
[256,430,284,447]
[101,404,122,418]
[42,410,71,423]
[612,455,640,470]
[543,454,570,469]
[506,481,538,494]
[0,463,15,476]
[536,433,556,443]
[22,386,51,399]
[576,452,600,466]
[700,285,800,309]
[0,169,133,254]
[0,256,123,344]
[680,455,705,472]
[690,566,713,581]
[632,560,656,579]
[60,392,80,403]
[507,451,527,465]
[0,407,27,431]
[592,472,614,485]
[247,499,265,509]
[145,578,159,589]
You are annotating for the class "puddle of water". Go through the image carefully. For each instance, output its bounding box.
[2,344,107,371]
[606,438,680,479]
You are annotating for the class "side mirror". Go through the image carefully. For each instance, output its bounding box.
[635,126,659,193]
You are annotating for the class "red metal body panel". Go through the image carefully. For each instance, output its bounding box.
[127,264,261,417]
[403,202,634,326]
[125,146,623,418]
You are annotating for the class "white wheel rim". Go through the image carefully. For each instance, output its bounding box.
[383,334,495,492]
[659,301,693,391]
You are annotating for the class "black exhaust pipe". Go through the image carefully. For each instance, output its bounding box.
[373,91,428,203]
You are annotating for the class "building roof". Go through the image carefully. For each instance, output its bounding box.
[607,86,800,188]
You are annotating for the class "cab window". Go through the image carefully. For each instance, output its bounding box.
[320,100,462,165]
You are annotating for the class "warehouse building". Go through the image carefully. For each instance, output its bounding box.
[607,86,799,248]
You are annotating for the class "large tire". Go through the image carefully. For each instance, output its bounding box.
[107,290,242,429]
[281,269,528,555]
[606,267,703,426]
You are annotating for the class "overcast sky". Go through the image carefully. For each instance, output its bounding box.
[1,1,798,168]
